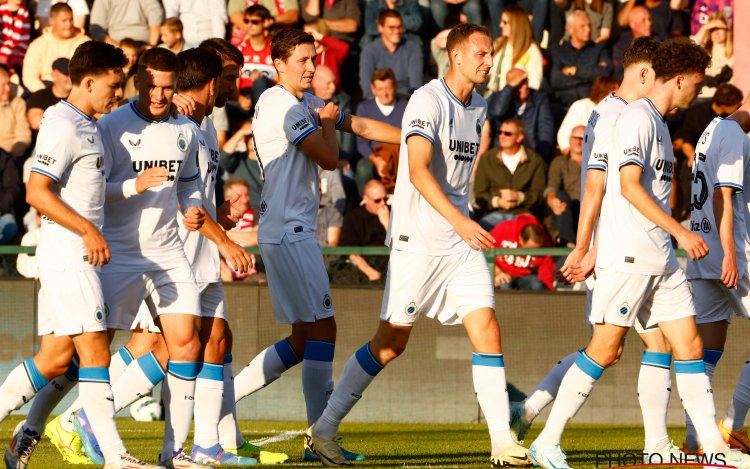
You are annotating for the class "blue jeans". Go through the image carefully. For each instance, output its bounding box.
[479,211,517,231]
[499,274,546,290]
[0,213,18,244]
[431,0,482,28]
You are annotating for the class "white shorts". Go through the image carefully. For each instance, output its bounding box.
[102,266,200,331]
[690,275,750,324]
[590,267,695,331]
[131,302,161,333]
[129,281,224,332]
[380,248,495,326]
[260,236,334,325]
[37,265,106,336]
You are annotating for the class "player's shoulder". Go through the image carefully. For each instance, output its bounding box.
[301,91,325,109]
[259,85,297,107]
[98,102,133,130]
[595,94,627,117]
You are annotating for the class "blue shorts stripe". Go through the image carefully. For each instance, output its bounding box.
[304,340,335,362]
[78,367,110,383]
[197,363,224,381]
[704,349,724,366]
[167,361,200,380]
[64,359,80,381]
[23,358,49,392]
[138,352,166,385]
[576,352,604,380]
[274,339,302,369]
[355,343,383,377]
[118,346,134,366]
[472,353,505,367]
[224,353,233,364]
[674,359,706,374]
[641,351,672,369]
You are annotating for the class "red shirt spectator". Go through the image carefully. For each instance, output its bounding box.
[490,214,555,290]
[303,19,349,89]
[0,0,31,70]
[237,5,276,89]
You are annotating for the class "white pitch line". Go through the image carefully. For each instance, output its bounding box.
[249,430,305,445]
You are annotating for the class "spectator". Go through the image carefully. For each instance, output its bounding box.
[556,75,618,153]
[159,17,186,53]
[0,64,30,158]
[21,3,88,93]
[301,0,361,44]
[26,57,71,131]
[485,67,555,161]
[317,167,346,246]
[361,0,422,45]
[430,0,481,29]
[545,125,584,247]
[549,10,612,110]
[616,0,687,39]
[690,0,732,36]
[162,0,227,47]
[691,12,733,98]
[237,5,276,100]
[429,28,451,79]
[485,4,543,94]
[359,9,422,99]
[612,5,654,80]
[355,68,407,191]
[486,0,549,43]
[474,117,546,230]
[118,38,142,100]
[221,177,264,283]
[0,144,19,244]
[0,0,30,72]
[338,179,389,283]
[89,0,164,46]
[36,0,89,29]
[220,120,263,215]
[228,0,300,45]
[490,214,554,290]
[312,64,356,163]
[303,18,350,89]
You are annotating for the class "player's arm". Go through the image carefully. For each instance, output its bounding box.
[561,168,605,282]
[198,213,253,274]
[620,163,707,260]
[298,102,340,171]
[27,172,110,266]
[106,167,170,202]
[338,114,401,145]
[348,254,381,281]
[407,134,494,250]
[226,229,257,247]
[713,186,738,288]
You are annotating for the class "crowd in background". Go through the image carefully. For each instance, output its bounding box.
[0,0,740,290]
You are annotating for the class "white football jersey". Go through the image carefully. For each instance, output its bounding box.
[31,100,105,269]
[386,78,486,255]
[178,116,221,283]
[599,98,679,275]
[252,85,345,244]
[687,117,750,279]
[100,102,201,271]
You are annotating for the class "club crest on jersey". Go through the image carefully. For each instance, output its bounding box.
[617,302,630,316]
[177,133,188,152]
[323,293,333,310]
[405,301,417,316]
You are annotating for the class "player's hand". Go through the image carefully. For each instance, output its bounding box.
[676,229,709,261]
[365,267,381,282]
[171,92,196,117]
[183,206,206,231]
[560,246,587,281]
[564,249,596,283]
[454,217,495,251]
[494,271,512,287]
[216,195,244,230]
[721,254,738,288]
[135,167,169,193]
[318,102,340,123]
[82,226,111,267]
[219,240,253,274]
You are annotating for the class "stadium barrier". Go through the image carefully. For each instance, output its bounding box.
[1,261,748,425]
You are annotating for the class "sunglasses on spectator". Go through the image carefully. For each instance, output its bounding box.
[499,130,516,136]
[571,135,584,141]
[369,197,385,203]
[244,18,263,25]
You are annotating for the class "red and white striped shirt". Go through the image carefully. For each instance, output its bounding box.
[0,3,30,68]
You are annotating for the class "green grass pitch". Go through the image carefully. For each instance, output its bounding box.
[0,416,690,468]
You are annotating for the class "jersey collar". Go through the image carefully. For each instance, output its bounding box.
[440,78,473,109]
[129,102,171,123]
[60,100,93,121]
[643,98,665,123]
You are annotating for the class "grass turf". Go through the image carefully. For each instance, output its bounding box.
[0,416,690,468]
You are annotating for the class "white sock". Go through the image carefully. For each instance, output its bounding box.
[725,358,750,431]
[113,352,165,412]
[685,350,722,450]
[535,352,603,446]
[302,340,335,426]
[525,351,580,419]
[315,343,382,439]
[161,361,199,460]
[234,339,301,402]
[78,368,126,464]
[675,360,724,453]
[473,353,514,454]
[638,352,672,451]
[0,359,47,421]
[218,354,244,449]
[193,363,224,448]
[25,359,79,434]
[110,347,134,384]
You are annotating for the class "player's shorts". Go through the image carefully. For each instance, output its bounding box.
[37,265,106,336]
[259,236,334,325]
[590,267,695,331]
[380,248,495,326]
[690,274,750,324]
[198,281,226,320]
[102,266,200,331]
[131,302,161,333]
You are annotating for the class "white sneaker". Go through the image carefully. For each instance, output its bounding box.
[723,447,750,469]
[643,441,683,464]
[103,453,165,469]
[305,425,352,467]
[158,449,208,469]
[529,442,572,469]
[491,442,532,467]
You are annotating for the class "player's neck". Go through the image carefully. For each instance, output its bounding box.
[181,91,207,123]
[442,71,474,106]
[65,87,95,118]
[279,81,305,100]
[644,83,673,118]
[728,107,750,133]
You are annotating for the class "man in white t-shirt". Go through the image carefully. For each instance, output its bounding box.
[685,93,750,453]
[228,28,400,463]
[529,38,750,469]
[307,24,529,468]
[0,41,162,469]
